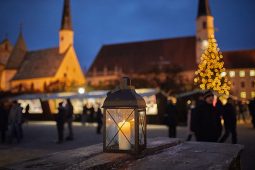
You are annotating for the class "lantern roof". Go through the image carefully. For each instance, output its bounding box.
[102,77,146,108]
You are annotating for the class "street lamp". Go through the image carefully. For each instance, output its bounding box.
[102,77,147,154]
[78,87,85,94]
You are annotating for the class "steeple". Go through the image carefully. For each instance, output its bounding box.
[16,24,27,51]
[59,0,74,53]
[61,0,72,30]
[5,26,27,69]
[197,0,212,18]
[196,0,214,64]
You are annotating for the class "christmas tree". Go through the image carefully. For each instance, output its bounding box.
[194,35,231,95]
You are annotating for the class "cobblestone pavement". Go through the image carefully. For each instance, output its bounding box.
[0,121,254,169]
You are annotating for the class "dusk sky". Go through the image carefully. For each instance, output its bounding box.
[0,0,255,70]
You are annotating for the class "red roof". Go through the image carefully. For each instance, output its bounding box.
[88,36,197,74]
[88,36,255,75]
[223,49,255,68]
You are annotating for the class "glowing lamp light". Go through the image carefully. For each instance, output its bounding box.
[220,71,227,77]
[78,87,85,94]
[102,77,147,154]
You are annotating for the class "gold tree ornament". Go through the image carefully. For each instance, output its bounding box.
[194,35,231,95]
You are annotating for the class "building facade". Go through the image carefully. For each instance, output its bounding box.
[0,0,85,93]
[87,0,255,100]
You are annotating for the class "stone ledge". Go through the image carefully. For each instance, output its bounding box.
[5,138,243,170]
[121,142,244,170]
[6,138,181,170]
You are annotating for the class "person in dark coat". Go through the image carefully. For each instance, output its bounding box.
[8,101,23,143]
[81,104,88,126]
[89,106,95,122]
[0,102,9,143]
[237,101,246,123]
[194,91,222,142]
[56,102,66,144]
[248,97,255,128]
[186,100,196,141]
[166,99,178,138]
[96,107,103,134]
[219,98,237,144]
[24,104,30,121]
[65,99,74,140]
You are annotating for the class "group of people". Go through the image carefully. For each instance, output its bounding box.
[56,100,103,144]
[56,99,74,144]
[0,101,28,144]
[190,91,237,143]
[81,104,103,134]
[166,90,255,144]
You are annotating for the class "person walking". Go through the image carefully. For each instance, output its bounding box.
[89,105,95,122]
[0,101,9,143]
[186,100,196,141]
[166,98,178,138]
[8,101,22,143]
[194,91,222,142]
[96,107,103,134]
[237,101,246,123]
[24,104,30,121]
[17,103,24,139]
[219,98,237,144]
[56,102,66,144]
[81,104,88,126]
[248,97,255,128]
[65,99,74,140]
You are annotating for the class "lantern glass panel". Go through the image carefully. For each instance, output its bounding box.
[105,108,135,150]
[138,110,146,145]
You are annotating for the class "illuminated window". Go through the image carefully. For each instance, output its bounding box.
[250,70,255,77]
[251,92,255,98]
[240,92,246,99]
[239,71,245,77]
[229,71,235,77]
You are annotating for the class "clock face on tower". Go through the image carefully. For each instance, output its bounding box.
[201,40,208,50]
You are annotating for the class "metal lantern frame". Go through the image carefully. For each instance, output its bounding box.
[102,78,147,154]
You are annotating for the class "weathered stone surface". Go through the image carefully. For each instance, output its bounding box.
[66,138,181,170]
[7,138,181,170]
[6,138,243,170]
[122,142,244,170]
[7,144,102,170]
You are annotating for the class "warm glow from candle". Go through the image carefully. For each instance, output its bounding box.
[118,120,131,150]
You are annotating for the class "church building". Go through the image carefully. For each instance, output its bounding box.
[0,0,85,93]
[87,0,255,100]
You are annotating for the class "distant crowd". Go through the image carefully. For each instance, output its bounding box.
[1,92,255,145]
[56,99,103,144]
[0,101,25,144]
[0,99,103,144]
[165,91,255,144]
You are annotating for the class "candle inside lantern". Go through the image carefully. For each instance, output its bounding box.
[118,120,131,150]
[106,118,118,145]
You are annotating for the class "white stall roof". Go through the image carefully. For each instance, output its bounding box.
[11,89,158,101]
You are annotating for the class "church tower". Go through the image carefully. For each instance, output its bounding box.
[59,0,73,54]
[196,0,215,63]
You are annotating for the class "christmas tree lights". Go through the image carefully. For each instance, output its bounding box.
[194,35,231,95]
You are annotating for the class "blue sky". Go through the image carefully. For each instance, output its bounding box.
[0,0,255,70]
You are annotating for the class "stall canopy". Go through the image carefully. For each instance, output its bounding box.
[10,89,158,101]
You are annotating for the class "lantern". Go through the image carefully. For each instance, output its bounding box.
[102,77,147,154]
